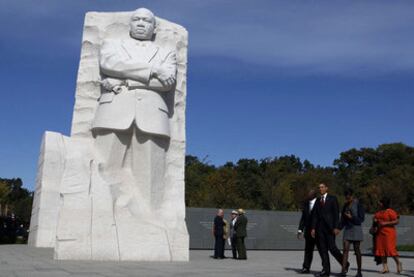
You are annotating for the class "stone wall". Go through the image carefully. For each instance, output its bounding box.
[186,207,414,250]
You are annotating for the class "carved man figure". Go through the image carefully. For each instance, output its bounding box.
[30,7,188,261]
[92,8,176,216]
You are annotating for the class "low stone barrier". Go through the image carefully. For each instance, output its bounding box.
[186,207,414,250]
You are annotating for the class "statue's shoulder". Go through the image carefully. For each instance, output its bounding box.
[100,39,128,55]
[101,38,123,47]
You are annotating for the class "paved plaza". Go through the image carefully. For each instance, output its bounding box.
[0,245,412,277]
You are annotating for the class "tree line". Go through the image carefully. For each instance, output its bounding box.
[185,143,414,214]
[1,142,413,227]
[0,178,32,224]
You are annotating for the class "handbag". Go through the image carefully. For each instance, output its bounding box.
[369,221,378,235]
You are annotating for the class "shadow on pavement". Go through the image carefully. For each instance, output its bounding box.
[284,267,319,275]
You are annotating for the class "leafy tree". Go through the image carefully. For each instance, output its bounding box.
[334,143,414,213]
[0,178,33,224]
[184,143,414,214]
[185,155,215,207]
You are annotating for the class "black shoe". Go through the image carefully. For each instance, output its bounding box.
[339,272,346,277]
[237,257,247,260]
[300,268,310,274]
[318,271,329,277]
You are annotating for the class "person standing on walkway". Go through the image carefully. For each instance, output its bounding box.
[373,197,403,274]
[298,189,317,273]
[223,216,229,258]
[234,208,248,260]
[338,188,365,277]
[229,210,239,259]
[212,209,225,259]
[311,183,347,277]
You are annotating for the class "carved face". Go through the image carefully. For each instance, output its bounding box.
[130,8,156,40]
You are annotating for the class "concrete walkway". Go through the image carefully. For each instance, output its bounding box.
[0,245,412,277]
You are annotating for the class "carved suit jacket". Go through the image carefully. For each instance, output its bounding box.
[92,38,177,138]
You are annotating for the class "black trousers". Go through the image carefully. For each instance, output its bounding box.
[303,232,316,270]
[316,227,343,274]
[231,235,237,258]
[214,235,225,258]
[236,236,247,259]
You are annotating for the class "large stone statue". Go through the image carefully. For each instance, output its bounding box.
[93,8,175,217]
[28,8,189,261]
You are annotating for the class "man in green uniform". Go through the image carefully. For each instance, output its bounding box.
[234,208,248,260]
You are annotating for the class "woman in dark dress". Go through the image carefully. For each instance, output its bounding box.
[339,189,365,277]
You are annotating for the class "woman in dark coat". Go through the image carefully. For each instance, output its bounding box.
[339,189,365,277]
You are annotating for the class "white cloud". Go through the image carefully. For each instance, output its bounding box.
[186,1,414,76]
[1,0,414,76]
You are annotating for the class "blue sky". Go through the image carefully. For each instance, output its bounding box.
[1,0,413,190]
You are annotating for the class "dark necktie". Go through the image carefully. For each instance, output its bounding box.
[321,197,325,206]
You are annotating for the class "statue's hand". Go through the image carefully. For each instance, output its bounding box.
[152,66,176,86]
[101,78,125,92]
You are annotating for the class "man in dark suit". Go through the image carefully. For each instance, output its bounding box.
[298,189,317,273]
[212,209,225,259]
[234,208,248,260]
[311,183,348,277]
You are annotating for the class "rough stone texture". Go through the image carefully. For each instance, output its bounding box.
[0,245,413,277]
[28,9,189,262]
[29,132,94,248]
[28,132,65,248]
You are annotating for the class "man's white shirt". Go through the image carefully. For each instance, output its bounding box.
[321,193,328,203]
[309,198,316,211]
[298,197,317,233]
